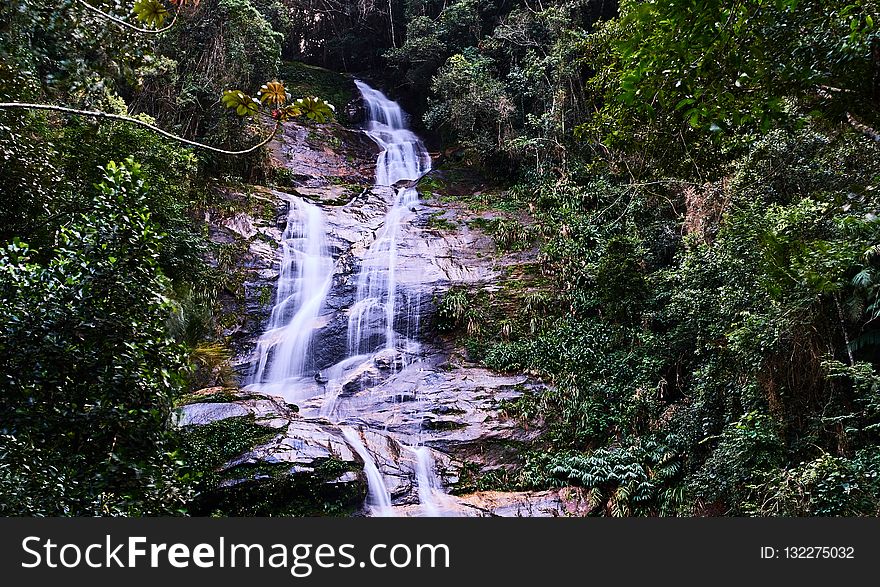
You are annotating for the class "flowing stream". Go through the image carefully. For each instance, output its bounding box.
[246,80,446,516]
[340,427,393,517]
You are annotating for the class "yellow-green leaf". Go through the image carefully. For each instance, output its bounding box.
[277,104,303,121]
[132,0,169,28]
[295,96,335,123]
[221,90,260,117]
[258,81,287,107]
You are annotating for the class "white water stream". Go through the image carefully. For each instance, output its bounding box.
[346,80,431,357]
[341,427,393,517]
[246,80,445,516]
[248,197,334,388]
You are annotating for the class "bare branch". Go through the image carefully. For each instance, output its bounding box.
[0,102,280,155]
[74,0,180,34]
[847,112,880,143]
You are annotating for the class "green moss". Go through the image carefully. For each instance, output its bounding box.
[278,61,356,121]
[423,419,467,431]
[176,388,240,406]
[417,175,447,197]
[314,181,367,206]
[426,211,458,230]
[270,166,298,189]
[307,127,342,150]
[213,240,249,297]
[200,457,366,517]
[467,217,495,231]
[257,283,274,307]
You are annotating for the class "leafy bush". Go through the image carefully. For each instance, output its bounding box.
[0,160,191,515]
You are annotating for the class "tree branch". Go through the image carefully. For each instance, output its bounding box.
[74,0,179,34]
[0,102,280,155]
[847,112,880,143]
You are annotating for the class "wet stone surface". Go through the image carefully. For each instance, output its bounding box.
[181,106,556,516]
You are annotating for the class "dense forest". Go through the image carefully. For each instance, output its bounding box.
[2,0,880,516]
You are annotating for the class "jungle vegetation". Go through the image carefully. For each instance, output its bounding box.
[1,0,879,516]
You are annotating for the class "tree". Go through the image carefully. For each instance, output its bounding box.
[0,160,191,515]
[0,0,335,155]
[581,0,880,172]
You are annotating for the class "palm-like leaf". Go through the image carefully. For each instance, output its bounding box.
[221,90,260,117]
[295,96,335,122]
[258,81,287,107]
[132,0,169,28]
[276,103,303,121]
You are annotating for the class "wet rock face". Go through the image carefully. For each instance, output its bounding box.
[395,488,592,517]
[200,192,287,378]
[344,96,366,125]
[269,120,378,186]
[189,113,550,515]
[176,392,368,516]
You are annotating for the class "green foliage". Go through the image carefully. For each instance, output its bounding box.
[385,0,486,94]
[546,440,684,516]
[420,0,605,169]
[133,0,171,28]
[222,89,261,116]
[594,235,648,323]
[0,0,339,517]
[617,0,876,129]
[55,116,211,283]
[276,61,354,120]
[485,319,663,443]
[426,49,514,161]
[434,287,482,334]
[153,0,283,154]
[580,0,880,173]
[222,82,335,123]
[470,122,880,515]
[177,415,276,498]
[0,160,191,515]
[689,411,784,512]
[745,449,880,516]
[295,96,336,122]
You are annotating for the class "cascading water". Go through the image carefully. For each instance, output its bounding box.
[411,446,444,517]
[246,80,448,516]
[332,81,436,516]
[341,427,393,517]
[248,196,334,393]
[347,80,431,357]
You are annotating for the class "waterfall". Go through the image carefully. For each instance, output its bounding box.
[341,427,393,517]
[248,196,334,390]
[247,80,449,516]
[411,446,444,517]
[347,80,431,357]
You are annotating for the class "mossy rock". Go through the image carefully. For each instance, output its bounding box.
[192,457,367,517]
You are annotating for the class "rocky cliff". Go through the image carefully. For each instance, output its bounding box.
[176,77,572,516]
